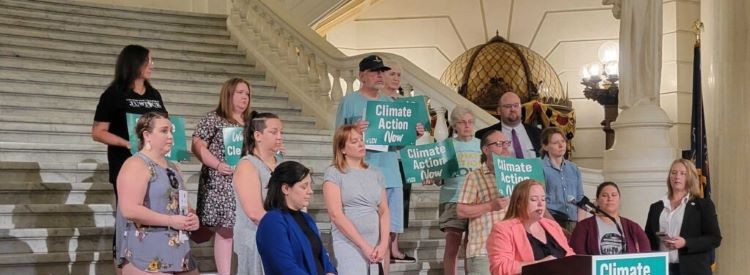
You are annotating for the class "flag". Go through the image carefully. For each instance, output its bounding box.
[689,44,711,199]
[690,40,716,271]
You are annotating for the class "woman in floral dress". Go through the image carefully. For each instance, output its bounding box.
[191,78,252,275]
[116,112,199,274]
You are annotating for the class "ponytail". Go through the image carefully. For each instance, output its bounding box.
[241,111,279,156]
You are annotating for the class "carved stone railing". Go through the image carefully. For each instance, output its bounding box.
[226,0,498,131]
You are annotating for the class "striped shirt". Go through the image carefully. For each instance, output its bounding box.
[457,164,507,258]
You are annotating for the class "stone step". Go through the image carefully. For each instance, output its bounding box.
[0,90,299,118]
[0,35,250,65]
[0,80,285,106]
[0,65,262,94]
[0,141,333,166]
[0,3,230,36]
[0,55,262,85]
[0,121,331,146]
[0,0,228,28]
[0,12,235,46]
[0,105,309,130]
[0,23,240,55]
[0,204,116,229]
[0,45,257,75]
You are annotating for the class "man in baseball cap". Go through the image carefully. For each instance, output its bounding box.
[359,54,391,72]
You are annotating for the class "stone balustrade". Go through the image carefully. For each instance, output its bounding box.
[226,0,498,132]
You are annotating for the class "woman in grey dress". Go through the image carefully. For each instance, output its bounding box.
[232,112,284,275]
[116,112,199,274]
[323,124,390,275]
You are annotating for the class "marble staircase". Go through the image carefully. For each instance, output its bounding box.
[0,0,451,274]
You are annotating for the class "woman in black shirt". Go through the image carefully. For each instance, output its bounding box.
[92,44,168,193]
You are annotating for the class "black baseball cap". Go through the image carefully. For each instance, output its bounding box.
[359,55,390,72]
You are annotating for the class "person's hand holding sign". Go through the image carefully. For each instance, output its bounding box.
[356,119,369,134]
[491,197,510,212]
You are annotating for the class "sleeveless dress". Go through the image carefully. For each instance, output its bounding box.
[234,154,272,275]
[115,153,197,272]
[324,165,385,275]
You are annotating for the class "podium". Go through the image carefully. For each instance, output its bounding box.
[522,252,668,275]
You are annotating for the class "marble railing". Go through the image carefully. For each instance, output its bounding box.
[226,0,498,132]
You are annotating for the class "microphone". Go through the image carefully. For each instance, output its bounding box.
[568,195,627,252]
[568,195,595,215]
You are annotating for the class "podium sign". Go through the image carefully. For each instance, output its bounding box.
[522,252,668,275]
[592,252,668,275]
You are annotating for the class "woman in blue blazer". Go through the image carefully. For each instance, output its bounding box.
[256,161,337,275]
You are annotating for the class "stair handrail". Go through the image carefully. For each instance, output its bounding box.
[227,0,498,130]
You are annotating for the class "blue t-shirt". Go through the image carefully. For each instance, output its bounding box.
[335,91,403,188]
[542,156,583,221]
[439,137,481,203]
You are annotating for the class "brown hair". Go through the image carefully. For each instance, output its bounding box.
[135,112,169,150]
[215,78,252,124]
[539,127,566,157]
[596,181,620,198]
[667,159,703,199]
[479,129,502,163]
[332,124,368,171]
[504,179,545,221]
[241,111,280,156]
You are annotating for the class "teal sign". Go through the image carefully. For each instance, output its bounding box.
[364,100,418,146]
[222,127,244,168]
[126,113,190,161]
[394,95,431,132]
[592,252,668,275]
[492,155,545,197]
[399,140,459,183]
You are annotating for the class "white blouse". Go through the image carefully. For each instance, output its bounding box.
[658,194,690,263]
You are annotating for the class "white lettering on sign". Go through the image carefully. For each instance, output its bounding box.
[599,262,651,275]
[375,105,413,117]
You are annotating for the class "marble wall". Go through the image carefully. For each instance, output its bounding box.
[324,0,700,170]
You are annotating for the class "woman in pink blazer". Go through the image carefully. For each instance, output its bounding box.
[487,179,575,275]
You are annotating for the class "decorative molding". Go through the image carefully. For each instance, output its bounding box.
[313,0,381,35]
[543,37,618,59]
[353,16,468,50]
[528,7,612,48]
[337,46,452,62]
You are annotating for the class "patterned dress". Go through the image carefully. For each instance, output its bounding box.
[116,153,197,272]
[193,111,243,228]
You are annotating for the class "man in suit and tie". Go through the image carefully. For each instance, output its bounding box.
[475,91,541,158]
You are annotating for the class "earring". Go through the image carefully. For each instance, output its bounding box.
[145,141,152,151]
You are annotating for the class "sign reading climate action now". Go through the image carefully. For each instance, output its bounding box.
[364,101,419,146]
[592,252,668,275]
[126,113,190,161]
[394,95,431,132]
[399,140,459,183]
[222,127,244,168]
[492,155,545,197]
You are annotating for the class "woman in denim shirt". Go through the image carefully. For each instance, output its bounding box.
[539,127,585,232]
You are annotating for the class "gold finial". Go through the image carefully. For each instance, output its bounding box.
[693,20,704,46]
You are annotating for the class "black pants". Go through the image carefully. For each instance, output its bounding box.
[397,160,411,228]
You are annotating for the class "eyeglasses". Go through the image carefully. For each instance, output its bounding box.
[487,140,512,148]
[500,103,521,109]
[166,168,179,189]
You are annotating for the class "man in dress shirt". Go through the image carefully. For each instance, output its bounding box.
[474,91,541,158]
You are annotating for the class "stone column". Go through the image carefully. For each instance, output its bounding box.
[702,0,750,273]
[601,0,677,223]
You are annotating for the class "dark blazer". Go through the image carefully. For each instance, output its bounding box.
[257,209,337,275]
[569,215,652,255]
[475,122,542,156]
[644,197,721,274]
